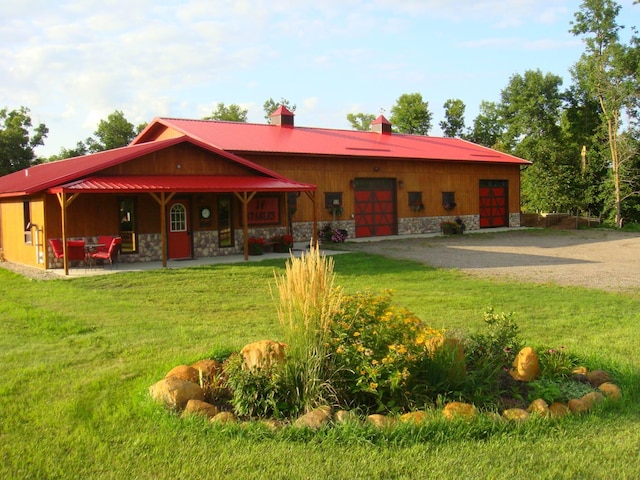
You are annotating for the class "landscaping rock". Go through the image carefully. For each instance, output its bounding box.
[259,419,282,432]
[572,366,588,375]
[400,411,429,424]
[509,347,539,382]
[240,340,287,370]
[210,411,236,424]
[294,406,332,429]
[567,398,587,414]
[180,399,219,419]
[367,414,395,428]
[190,359,223,382]
[581,391,605,410]
[165,365,200,384]
[149,376,205,411]
[442,402,477,420]
[502,408,530,421]
[334,410,358,424]
[527,398,550,416]
[549,402,570,418]
[587,370,611,387]
[598,382,622,401]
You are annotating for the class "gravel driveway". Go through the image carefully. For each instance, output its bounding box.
[342,229,640,293]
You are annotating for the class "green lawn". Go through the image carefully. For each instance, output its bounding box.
[1,252,639,479]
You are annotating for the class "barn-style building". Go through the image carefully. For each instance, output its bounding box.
[0,107,530,274]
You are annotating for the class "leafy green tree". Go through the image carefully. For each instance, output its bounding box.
[389,93,433,135]
[204,102,248,122]
[498,70,581,212]
[85,110,140,153]
[346,113,376,131]
[0,106,48,175]
[263,97,296,123]
[46,142,89,162]
[570,0,640,227]
[466,101,504,148]
[440,99,466,138]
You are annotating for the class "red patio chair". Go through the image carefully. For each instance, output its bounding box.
[49,238,64,260]
[95,235,115,254]
[66,240,86,262]
[90,236,121,267]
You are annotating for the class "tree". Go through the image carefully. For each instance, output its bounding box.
[570,0,640,226]
[466,101,504,148]
[204,102,248,122]
[85,110,140,153]
[46,142,88,162]
[263,97,296,123]
[389,93,432,135]
[498,69,581,212]
[0,106,48,175]
[346,113,376,131]
[440,99,466,138]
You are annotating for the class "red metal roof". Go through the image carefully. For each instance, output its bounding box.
[135,117,530,165]
[0,136,300,198]
[49,175,315,194]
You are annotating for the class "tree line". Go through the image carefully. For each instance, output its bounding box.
[1,1,638,225]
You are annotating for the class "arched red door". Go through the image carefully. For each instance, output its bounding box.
[167,199,192,259]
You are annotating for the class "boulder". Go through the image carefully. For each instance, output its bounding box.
[442,402,477,420]
[587,370,611,387]
[527,398,550,416]
[367,414,395,428]
[165,365,200,384]
[294,406,332,429]
[509,347,539,382]
[572,366,588,375]
[210,411,236,424]
[581,391,604,410]
[149,376,205,411]
[400,411,429,424]
[549,402,570,418]
[240,340,287,370]
[567,398,587,414]
[502,408,530,421]
[180,399,219,419]
[190,359,223,382]
[334,410,358,424]
[598,382,622,401]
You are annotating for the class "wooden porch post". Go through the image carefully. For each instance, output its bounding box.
[149,191,175,268]
[56,191,80,276]
[304,190,318,247]
[234,191,257,261]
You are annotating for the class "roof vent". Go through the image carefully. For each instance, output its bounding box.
[270,105,295,127]
[371,115,392,135]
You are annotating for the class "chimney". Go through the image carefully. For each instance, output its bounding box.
[270,105,294,127]
[371,115,392,135]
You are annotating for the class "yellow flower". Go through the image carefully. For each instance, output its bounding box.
[372,359,379,365]
[353,331,361,337]
[336,346,345,354]
[357,345,365,353]
[369,382,378,391]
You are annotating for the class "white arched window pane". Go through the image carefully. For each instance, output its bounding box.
[170,203,187,232]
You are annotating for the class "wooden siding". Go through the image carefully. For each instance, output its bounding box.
[241,153,522,222]
[101,144,253,176]
[0,197,46,268]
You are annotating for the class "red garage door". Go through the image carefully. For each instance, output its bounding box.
[354,178,397,238]
[479,180,508,228]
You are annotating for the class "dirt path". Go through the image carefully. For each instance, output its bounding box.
[342,229,640,293]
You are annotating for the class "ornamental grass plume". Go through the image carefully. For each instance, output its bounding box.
[272,242,343,413]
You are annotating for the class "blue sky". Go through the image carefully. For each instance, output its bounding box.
[1,0,638,157]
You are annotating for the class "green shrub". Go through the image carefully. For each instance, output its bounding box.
[461,308,522,406]
[326,290,455,413]
[537,346,577,380]
[527,378,595,404]
[223,353,291,419]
